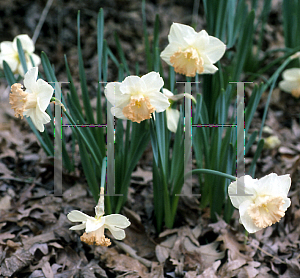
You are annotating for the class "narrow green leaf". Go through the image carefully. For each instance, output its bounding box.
[16,38,28,74]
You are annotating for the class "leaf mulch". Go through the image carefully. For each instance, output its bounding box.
[0,0,300,277]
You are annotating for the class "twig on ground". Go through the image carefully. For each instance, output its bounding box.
[112,239,152,268]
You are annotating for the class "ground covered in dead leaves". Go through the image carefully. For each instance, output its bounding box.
[0,0,300,277]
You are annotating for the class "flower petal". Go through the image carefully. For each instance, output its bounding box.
[0,41,15,54]
[120,75,146,95]
[279,80,300,93]
[23,100,50,132]
[282,68,300,81]
[239,199,262,233]
[104,214,131,228]
[0,53,19,72]
[257,173,291,198]
[141,72,164,95]
[228,175,257,209]
[201,35,226,64]
[13,34,35,53]
[147,92,170,112]
[110,106,128,120]
[30,53,41,67]
[105,82,131,108]
[24,67,38,92]
[69,223,86,230]
[67,210,91,222]
[166,108,180,133]
[162,88,174,97]
[36,79,54,111]
[86,218,105,233]
[168,23,196,46]
[106,226,126,240]
[160,43,182,66]
[202,63,218,74]
[283,198,291,211]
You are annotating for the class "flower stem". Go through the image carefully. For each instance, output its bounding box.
[186,169,236,181]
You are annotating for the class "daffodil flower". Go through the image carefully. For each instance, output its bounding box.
[160,23,226,77]
[0,34,41,76]
[67,210,130,246]
[105,72,170,123]
[162,88,196,133]
[279,68,300,98]
[9,67,53,132]
[228,173,291,233]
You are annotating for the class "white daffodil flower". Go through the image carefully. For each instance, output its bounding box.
[0,34,41,76]
[279,68,300,98]
[105,72,170,123]
[160,23,226,77]
[228,173,291,233]
[67,210,131,246]
[162,88,196,133]
[9,67,53,132]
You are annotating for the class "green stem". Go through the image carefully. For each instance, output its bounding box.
[186,169,236,181]
[62,108,101,167]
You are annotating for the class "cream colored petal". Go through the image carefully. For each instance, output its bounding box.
[192,30,209,52]
[120,75,146,95]
[67,210,90,222]
[69,223,86,230]
[141,72,164,95]
[168,23,196,46]
[16,64,26,76]
[282,68,300,81]
[0,41,15,53]
[279,80,300,93]
[282,198,291,211]
[162,88,174,97]
[257,173,291,198]
[24,67,38,92]
[0,54,19,72]
[166,108,180,133]
[228,175,257,209]
[36,79,54,111]
[30,53,41,67]
[147,91,170,112]
[24,102,50,132]
[110,106,128,120]
[85,218,104,233]
[104,214,131,228]
[160,43,183,66]
[13,34,35,53]
[201,36,226,64]
[105,82,130,107]
[106,226,126,240]
[202,63,218,74]
[239,200,262,233]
